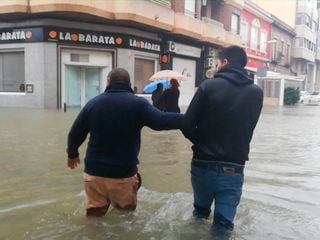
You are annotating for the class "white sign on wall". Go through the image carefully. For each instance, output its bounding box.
[167,41,201,58]
[173,57,196,107]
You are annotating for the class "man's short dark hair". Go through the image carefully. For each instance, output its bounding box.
[217,45,247,67]
[108,68,131,85]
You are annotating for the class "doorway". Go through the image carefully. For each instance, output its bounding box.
[65,66,102,107]
[60,48,113,108]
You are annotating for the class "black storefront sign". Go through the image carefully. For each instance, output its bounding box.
[0,27,43,43]
[0,27,161,53]
[45,27,123,47]
[44,27,161,53]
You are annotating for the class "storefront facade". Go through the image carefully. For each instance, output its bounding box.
[0,0,242,109]
[0,22,162,108]
[161,40,202,106]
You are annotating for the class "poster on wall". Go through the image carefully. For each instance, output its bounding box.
[172,57,196,107]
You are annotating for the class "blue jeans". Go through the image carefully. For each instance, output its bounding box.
[191,160,244,233]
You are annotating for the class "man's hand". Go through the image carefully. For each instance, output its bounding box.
[68,157,80,169]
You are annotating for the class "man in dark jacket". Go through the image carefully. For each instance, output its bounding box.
[182,46,263,236]
[67,68,182,217]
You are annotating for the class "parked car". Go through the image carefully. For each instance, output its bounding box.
[300,91,310,104]
[304,91,320,105]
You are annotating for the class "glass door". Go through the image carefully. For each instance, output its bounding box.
[65,65,81,107]
[85,68,101,104]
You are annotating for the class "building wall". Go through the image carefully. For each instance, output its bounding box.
[242,8,271,59]
[269,25,294,74]
[44,43,58,108]
[0,42,57,108]
[0,0,243,108]
[315,62,320,91]
[171,0,185,13]
[212,1,241,32]
[293,0,318,92]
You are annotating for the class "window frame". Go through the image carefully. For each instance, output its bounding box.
[240,21,248,46]
[231,13,240,34]
[250,25,259,50]
[0,49,25,94]
[260,30,267,53]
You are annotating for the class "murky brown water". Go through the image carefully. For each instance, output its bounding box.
[1,105,320,240]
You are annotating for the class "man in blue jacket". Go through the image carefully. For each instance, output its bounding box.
[182,46,263,236]
[67,68,182,217]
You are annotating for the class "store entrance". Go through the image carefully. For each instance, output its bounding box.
[65,66,101,107]
[60,48,113,108]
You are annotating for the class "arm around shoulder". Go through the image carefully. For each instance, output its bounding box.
[181,85,206,142]
[141,98,183,130]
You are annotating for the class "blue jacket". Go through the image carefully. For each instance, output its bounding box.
[67,82,182,178]
[182,64,263,165]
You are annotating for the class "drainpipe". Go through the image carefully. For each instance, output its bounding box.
[27,0,31,13]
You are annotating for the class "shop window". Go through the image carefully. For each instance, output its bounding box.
[260,79,280,98]
[134,58,155,94]
[270,81,280,97]
[0,51,25,92]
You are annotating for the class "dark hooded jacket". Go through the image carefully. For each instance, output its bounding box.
[182,63,263,165]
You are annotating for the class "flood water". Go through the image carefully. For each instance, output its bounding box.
[1,105,320,240]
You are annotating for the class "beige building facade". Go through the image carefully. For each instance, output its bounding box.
[0,0,242,108]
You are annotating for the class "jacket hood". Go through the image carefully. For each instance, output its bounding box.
[214,63,253,85]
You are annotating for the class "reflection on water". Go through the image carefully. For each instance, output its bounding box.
[1,106,320,240]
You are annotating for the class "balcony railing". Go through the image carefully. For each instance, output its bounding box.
[148,0,171,8]
[292,47,316,62]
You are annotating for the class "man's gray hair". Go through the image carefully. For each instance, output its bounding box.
[107,68,131,86]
